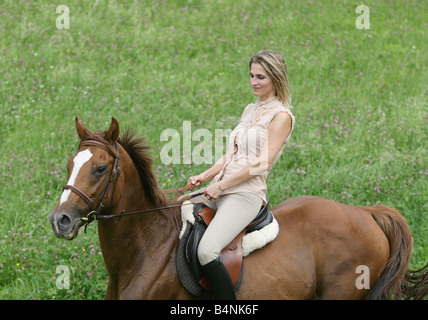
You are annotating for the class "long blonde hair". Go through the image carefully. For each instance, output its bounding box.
[249,50,291,107]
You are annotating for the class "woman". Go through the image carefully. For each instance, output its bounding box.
[188,50,295,299]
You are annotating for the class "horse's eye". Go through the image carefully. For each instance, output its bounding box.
[94,165,107,176]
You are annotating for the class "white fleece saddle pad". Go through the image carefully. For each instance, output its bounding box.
[179,200,279,257]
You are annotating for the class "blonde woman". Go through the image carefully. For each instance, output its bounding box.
[188,50,295,299]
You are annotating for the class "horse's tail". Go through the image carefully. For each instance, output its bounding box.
[364,205,428,300]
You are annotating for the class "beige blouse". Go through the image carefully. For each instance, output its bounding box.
[211,96,295,202]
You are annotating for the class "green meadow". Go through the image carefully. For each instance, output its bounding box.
[0,0,426,299]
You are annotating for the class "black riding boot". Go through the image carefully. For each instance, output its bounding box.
[202,255,237,300]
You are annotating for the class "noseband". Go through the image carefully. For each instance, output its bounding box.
[63,140,121,227]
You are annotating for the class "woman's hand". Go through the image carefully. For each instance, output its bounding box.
[187,154,227,191]
[204,181,222,200]
[188,175,204,190]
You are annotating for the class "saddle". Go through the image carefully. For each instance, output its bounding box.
[176,199,279,297]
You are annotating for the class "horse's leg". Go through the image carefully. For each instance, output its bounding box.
[105,279,114,299]
[313,205,390,299]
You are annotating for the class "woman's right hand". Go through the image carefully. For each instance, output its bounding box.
[188,175,204,190]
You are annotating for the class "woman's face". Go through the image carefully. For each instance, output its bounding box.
[250,63,275,101]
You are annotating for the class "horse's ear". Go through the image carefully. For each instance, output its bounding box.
[75,117,89,141]
[106,117,120,144]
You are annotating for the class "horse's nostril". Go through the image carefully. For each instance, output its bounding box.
[58,214,72,230]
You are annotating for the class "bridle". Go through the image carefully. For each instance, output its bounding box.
[63,139,205,232]
[63,140,122,228]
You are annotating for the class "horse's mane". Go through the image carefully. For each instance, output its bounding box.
[118,128,170,207]
[81,128,169,208]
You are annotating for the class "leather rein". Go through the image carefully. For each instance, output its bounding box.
[63,140,205,231]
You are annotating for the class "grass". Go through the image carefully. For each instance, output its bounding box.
[0,0,426,299]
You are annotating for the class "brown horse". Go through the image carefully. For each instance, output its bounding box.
[48,117,427,300]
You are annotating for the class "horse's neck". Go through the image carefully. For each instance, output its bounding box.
[97,159,182,286]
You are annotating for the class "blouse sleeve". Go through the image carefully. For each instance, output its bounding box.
[265,105,295,136]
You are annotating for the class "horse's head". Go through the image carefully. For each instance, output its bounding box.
[48,117,122,240]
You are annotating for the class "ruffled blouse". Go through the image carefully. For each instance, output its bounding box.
[212,96,295,202]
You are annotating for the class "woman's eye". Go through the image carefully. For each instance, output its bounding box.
[250,73,265,80]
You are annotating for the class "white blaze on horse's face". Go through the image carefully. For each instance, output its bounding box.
[60,149,93,206]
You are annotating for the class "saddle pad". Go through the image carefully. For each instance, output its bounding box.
[176,222,205,296]
[179,201,279,257]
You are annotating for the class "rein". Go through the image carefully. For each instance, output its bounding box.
[95,195,202,221]
[64,140,207,231]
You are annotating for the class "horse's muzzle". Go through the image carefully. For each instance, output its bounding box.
[48,210,83,240]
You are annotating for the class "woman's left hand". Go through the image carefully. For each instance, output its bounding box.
[204,182,222,200]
